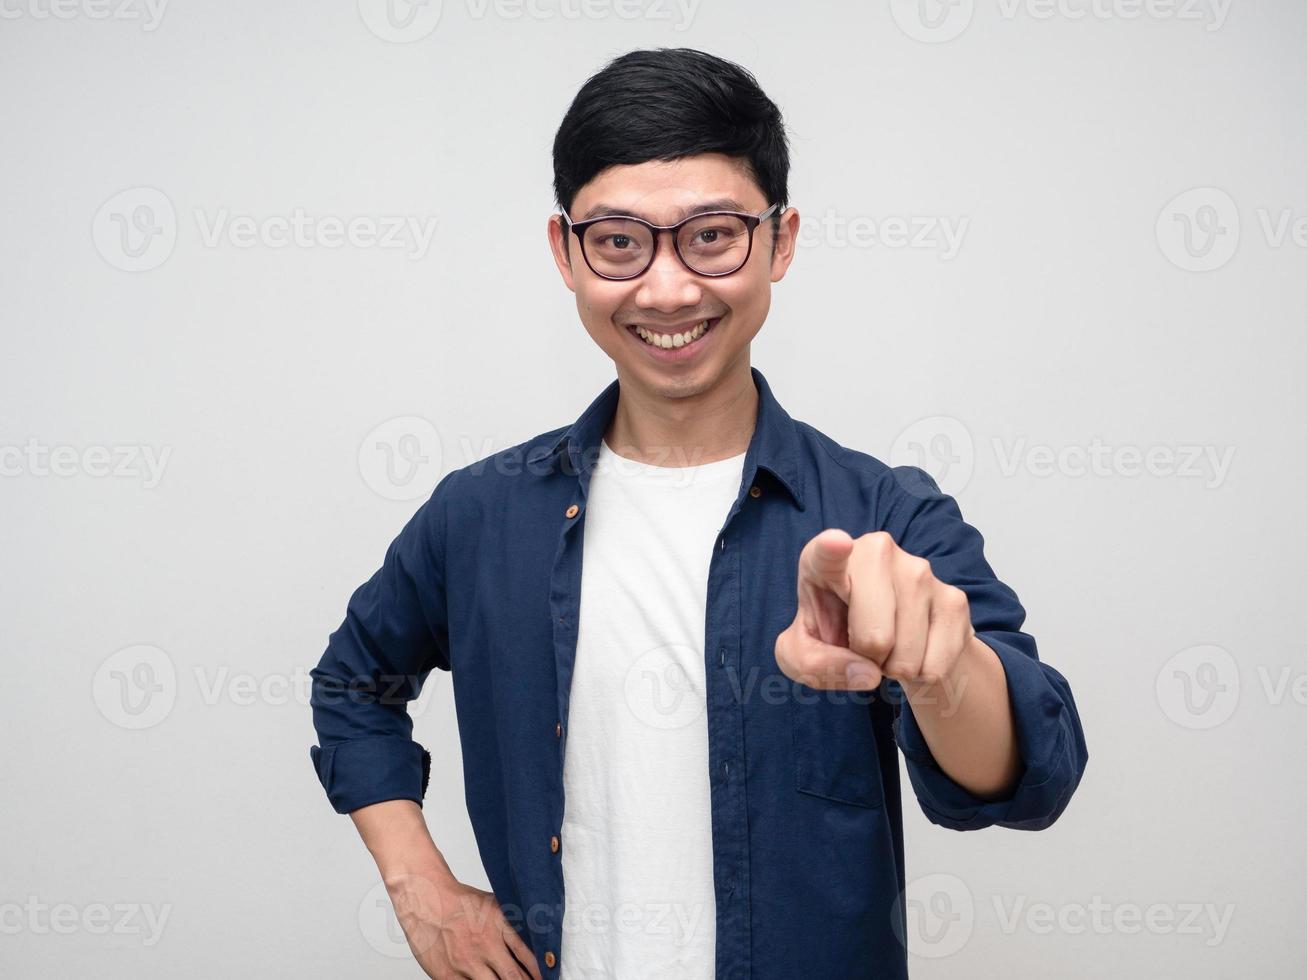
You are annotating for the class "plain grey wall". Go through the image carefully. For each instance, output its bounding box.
[2,1,1302,976]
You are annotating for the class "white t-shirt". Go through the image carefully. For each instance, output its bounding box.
[559,437,747,980]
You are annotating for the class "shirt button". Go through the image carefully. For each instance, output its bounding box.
[555,721,562,738]
[565,503,579,518]
[545,951,557,968]
[749,485,761,498]
[550,834,560,853]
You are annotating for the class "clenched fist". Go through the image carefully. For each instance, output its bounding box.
[775,528,977,693]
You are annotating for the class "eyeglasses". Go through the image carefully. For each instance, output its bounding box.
[559,203,781,280]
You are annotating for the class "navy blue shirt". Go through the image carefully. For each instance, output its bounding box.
[309,366,1088,979]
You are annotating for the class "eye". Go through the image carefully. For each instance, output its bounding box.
[685,224,738,250]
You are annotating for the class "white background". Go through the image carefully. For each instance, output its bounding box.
[1,0,1303,976]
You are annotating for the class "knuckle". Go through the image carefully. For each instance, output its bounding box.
[903,556,932,585]
[850,624,893,657]
[858,530,893,554]
[878,655,909,679]
[940,584,968,609]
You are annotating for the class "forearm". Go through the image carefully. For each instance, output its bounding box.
[350,799,457,885]
[902,634,1022,800]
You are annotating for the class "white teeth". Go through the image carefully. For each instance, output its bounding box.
[634,319,711,349]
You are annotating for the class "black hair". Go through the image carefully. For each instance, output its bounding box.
[552,48,790,246]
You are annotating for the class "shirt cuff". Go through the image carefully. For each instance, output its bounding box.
[309,735,432,815]
[892,632,1083,831]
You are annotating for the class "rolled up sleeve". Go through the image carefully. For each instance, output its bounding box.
[879,466,1088,832]
[308,472,455,815]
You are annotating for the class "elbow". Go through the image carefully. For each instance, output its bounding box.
[1000,721,1089,831]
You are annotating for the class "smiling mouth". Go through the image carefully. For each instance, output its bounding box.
[625,317,721,350]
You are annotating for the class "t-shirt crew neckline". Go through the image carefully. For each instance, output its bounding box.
[598,437,747,481]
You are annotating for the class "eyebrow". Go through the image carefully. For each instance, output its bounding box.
[578,198,752,222]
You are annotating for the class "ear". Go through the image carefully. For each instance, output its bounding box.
[547,214,577,293]
[769,206,801,283]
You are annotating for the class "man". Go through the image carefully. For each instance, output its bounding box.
[309,47,1088,980]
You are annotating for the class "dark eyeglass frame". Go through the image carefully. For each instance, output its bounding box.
[558,202,781,280]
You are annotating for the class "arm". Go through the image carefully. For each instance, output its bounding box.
[350,799,541,979]
[308,472,451,815]
[899,632,1022,800]
[350,798,457,887]
[774,466,1088,832]
[308,474,542,979]
[884,465,1089,831]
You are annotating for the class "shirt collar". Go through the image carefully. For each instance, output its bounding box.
[527,366,806,510]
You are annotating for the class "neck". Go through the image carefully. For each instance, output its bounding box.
[604,361,758,469]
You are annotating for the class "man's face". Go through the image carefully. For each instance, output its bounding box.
[548,153,799,401]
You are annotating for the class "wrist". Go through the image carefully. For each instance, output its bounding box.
[350,799,456,885]
[900,633,992,719]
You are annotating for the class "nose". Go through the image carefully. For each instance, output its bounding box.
[632,229,703,314]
